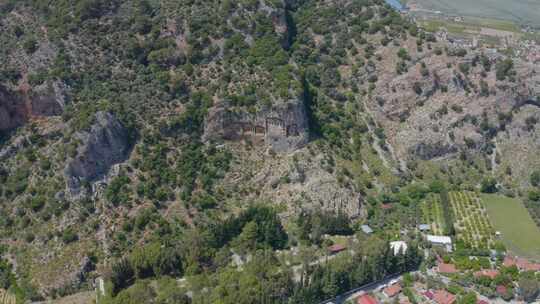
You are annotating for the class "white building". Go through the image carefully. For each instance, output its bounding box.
[390,241,408,255]
[426,235,453,252]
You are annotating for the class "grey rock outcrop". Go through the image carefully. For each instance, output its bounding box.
[203,100,310,152]
[28,81,66,116]
[0,81,66,132]
[410,142,458,160]
[0,85,26,131]
[64,112,130,197]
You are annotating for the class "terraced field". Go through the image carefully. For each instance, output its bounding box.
[449,191,494,249]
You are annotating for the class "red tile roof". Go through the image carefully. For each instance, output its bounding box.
[383,283,402,297]
[516,258,530,269]
[474,269,499,279]
[357,294,379,304]
[515,257,540,272]
[496,285,507,295]
[503,256,516,267]
[529,263,540,272]
[437,263,458,274]
[381,203,393,210]
[328,244,347,253]
[433,290,456,304]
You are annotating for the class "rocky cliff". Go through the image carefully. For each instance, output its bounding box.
[64,112,131,197]
[203,99,310,152]
[0,85,27,131]
[0,82,65,132]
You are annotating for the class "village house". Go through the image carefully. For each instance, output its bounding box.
[503,256,540,272]
[381,203,393,211]
[418,224,431,232]
[426,235,453,252]
[361,225,373,234]
[423,290,434,301]
[356,293,379,304]
[390,241,408,255]
[433,289,456,304]
[437,262,458,274]
[503,256,516,267]
[383,283,402,298]
[473,269,499,279]
[328,244,346,255]
[496,285,508,297]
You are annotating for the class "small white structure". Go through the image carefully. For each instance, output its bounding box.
[427,235,453,252]
[390,241,408,255]
[418,224,431,232]
[361,225,373,234]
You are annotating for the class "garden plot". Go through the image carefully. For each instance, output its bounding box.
[449,191,494,249]
[421,193,445,235]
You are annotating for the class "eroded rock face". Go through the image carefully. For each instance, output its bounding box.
[0,85,27,131]
[64,112,130,197]
[368,43,540,164]
[0,82,66,132]
[203,100,310,152]
[28,81,66,117]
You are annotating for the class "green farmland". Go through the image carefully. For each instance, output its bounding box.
[409,0,540,28]
[481,194,540,260]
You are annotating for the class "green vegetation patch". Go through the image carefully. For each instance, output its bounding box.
[421,193,445,235]
[410,0,540,27]
[450,191,494,250]
[481,194,540,259]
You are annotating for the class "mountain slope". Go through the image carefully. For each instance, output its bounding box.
[0,0,538,302]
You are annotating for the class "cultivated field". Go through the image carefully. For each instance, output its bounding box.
[420,193,445,235]
[407,0,540,27]
[481,194,540,260]
[449,191,494,250]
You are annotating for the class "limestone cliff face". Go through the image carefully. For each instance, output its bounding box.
[64,112,130,197]
[0,85,27,131]
[203,99,310,152]
[368,43,540,162]
[0,82,65,132]
[27,81,66,117]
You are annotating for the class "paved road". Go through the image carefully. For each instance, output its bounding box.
[318,273,403,304]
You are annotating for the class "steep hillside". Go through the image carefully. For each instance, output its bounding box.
[0,0,538,302]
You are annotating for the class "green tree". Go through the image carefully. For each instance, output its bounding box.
[519,275,539,303]
[530,171,540,187]
[480,177,498,193]
[234,221,258,253]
